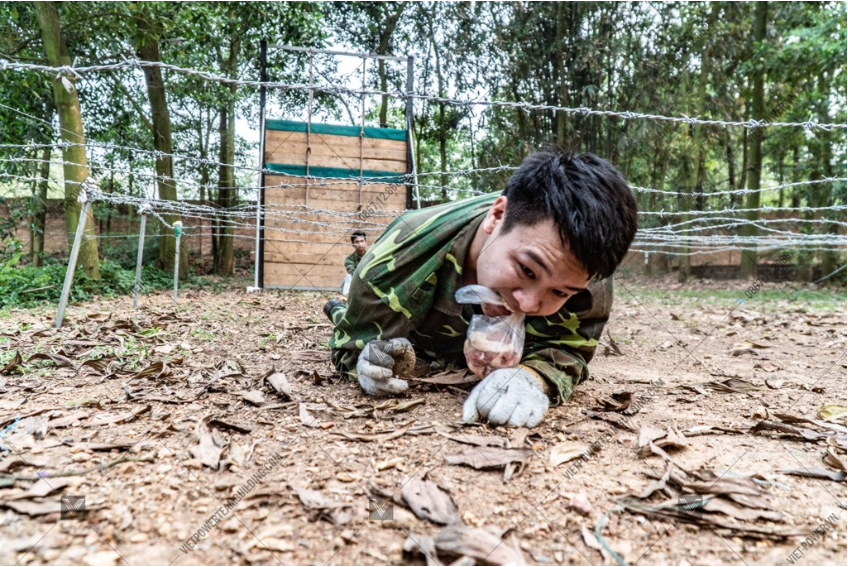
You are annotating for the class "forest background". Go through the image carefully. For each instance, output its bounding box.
[0,1,845,305]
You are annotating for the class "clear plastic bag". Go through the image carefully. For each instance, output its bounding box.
[455,285,525,378]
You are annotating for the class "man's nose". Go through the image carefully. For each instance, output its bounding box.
[513,289,542,314]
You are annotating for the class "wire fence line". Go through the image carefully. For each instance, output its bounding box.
[2,58,847,131]
[43,188,838,255]
[2,143,845,202]
[1,59,845,260]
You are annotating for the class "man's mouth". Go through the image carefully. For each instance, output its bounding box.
[481,303,513,317]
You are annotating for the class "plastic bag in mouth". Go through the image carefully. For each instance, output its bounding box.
[455,285,525,378]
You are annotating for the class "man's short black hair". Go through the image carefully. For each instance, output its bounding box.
[351,231,367,244]
[500,148,638,279]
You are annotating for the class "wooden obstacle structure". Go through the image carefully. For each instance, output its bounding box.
[260,119,410,290]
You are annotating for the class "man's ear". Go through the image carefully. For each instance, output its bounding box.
[482,195,508,234]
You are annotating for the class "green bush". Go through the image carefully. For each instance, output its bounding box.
[0,259,175,309]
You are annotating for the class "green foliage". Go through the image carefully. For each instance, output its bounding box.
[0,259,173,309]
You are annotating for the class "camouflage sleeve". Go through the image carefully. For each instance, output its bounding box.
[344,255,357,275]
[520,278,613,404]
[329,271,416,381]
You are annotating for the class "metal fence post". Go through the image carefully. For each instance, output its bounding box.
[172,221,182,306]
[133,206,149,309]
[55,185,91,329]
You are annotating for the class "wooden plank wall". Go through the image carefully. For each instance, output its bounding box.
[263,128,408,290]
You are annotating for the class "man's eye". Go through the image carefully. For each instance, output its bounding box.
[553,290,569,298]
[520,264,535,279]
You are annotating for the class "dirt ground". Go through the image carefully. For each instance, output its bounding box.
[0,274,845,566]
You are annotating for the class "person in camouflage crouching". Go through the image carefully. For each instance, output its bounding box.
[324,148,638,428]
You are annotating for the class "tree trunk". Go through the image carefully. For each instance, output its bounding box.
[215,37,239,276]
[35,1,100,278]
[739,1,767,280]
[135,6,187,277]
[377,3,406,127]
[555,1,567,145]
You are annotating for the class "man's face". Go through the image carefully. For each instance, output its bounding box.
[352,236,367,255]
[475,196,591,317]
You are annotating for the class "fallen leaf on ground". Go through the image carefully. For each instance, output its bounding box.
[189,416,225,469]
[409,370,478,385]
[751,421,829,442]
[265,372,293,400]
[290,350,330,362]
[432,525,522,566]
[25,352,75,369]
[376,398,425,413]
[818,404,847,422]
[334,423,413,443]
[594,391,636,414]
[549,442,588,467]
[437,432,507,448]
[235,390,265,406]
[445,447,533,470]
[702,378,763,393]
[290,484,353,525]
[782,467,846,482]
[401,479,462,525]
[86,405,151,427]
[1,351,23,374]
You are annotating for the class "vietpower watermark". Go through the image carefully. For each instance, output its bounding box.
[786,512,840,564]
[179,451,284,554]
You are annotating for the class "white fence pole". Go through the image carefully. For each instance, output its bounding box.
[132,207,148,310]
[55,185,91,329]
[172,221,182,306]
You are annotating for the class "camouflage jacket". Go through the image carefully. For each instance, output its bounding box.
[344,251,364,275]
[329,193,613,404]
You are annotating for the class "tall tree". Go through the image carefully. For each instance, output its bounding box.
[34,1,99,278]
[134,3,187,277]
[740,2,767,279]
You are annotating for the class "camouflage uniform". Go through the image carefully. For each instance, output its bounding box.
[328,193,613,404]
[344,251,363,275]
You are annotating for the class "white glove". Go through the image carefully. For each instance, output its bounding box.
[356,338,415,397]
[462,366,549,428]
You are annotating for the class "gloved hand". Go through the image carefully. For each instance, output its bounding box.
[356,338,416,397]
[462,366,550,428]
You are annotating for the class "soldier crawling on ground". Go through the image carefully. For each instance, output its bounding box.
[324,147,638,428]
[340,231,368,296]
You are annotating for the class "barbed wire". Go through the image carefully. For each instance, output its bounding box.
[2,58,846,131]
[3,145,844,202]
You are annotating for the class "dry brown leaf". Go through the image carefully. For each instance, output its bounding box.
[235,390,265,406]
[445,447,533,470]
[782,467,846,482]
[25,352,75,369]
[824,446,846,471]
[334,423,413,443]
[409,369,478,385]
[376,398,425,413]
[750,421,828,442]
[703,378,763,393]
[437,432,507,448]
[594,391,635,413]
[401,480,462,525]
[86,405,151,427]
[1,350,23,374]
[290,349,330,362]
[299,403,321,428]
[47,411,90,429]
[189,416,224,469]
[433,525,522,566]
[549,442,588,467]
[266,372,293,400]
